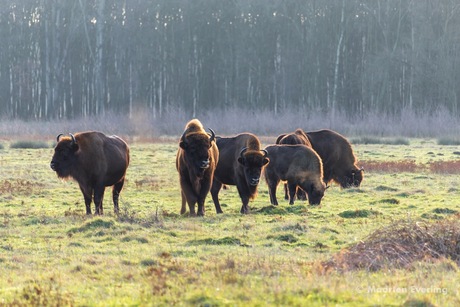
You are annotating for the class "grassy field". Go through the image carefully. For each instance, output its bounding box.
[0,137,460,306]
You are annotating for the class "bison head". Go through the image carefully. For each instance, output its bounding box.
[50,133,79,178]
[302,182,326,205]
[179,128,216,178]
[238,148,270,186]
[340,167,364,188]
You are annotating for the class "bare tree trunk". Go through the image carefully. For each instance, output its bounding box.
[94,0,105,115]
[332,0,345,119]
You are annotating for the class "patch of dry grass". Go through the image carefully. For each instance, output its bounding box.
[362,160,460,174]
[322,218,460,272]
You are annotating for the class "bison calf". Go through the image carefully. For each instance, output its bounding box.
[306,129,363,188]
[264,144,326,206]
[50,131,130,215]
[275,128,312,201]
[176,119,219,216]
[211,133,269,214]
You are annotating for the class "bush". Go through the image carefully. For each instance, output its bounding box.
[10,140,50,149]
[323,218,460,272]
[437,137,460,145]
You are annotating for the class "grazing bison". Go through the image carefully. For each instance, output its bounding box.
[275,128,312,147]
[275,128,312,201]
[305,129,363,188]
[211,133,270,214]
[176,119,219,216]
[264,144,326,206]
[50,131,130,215]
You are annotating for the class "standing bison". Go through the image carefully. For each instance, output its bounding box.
[50,131,130,215]
[211,133,269,214]
[176,119,219,216]
[275,128,312,201]
[264,144,326,206]
[305,129,363,188]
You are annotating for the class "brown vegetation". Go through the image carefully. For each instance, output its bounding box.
[322,219,460,272]
[362,160,460,174]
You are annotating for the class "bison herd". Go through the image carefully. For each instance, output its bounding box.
[50,118,363,216]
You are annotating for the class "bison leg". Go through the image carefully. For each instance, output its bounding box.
[179,179,197,216]
[180,191,187,215]
[266,179,279,206]
[287,183,297,205]
[236,185,251,214]
[93,185,106,215]
[283,183,289,200]
[112,180,124,214]
[196,177,213,217]
[210,180,224,214]
[79,184,93,215]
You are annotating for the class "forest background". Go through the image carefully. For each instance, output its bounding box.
[2,1,460,138]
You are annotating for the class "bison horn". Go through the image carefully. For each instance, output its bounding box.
[180,130,187,142]
[56,134,64,142]
[261,149,268,157]
[69,133,77,144]
[239,147,248,158]
[208,128,215,142]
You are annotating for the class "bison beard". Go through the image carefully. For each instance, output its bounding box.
[264,144,326,206]
[176,119,219,216]
[211,133,269,214]
[50,131,130,215]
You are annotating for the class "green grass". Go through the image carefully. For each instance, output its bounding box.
[0,140,460,305]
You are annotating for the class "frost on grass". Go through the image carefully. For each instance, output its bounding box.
[322,218,460,272]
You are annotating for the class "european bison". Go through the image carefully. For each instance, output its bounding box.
[211,133,270,214]
[305,129,363,188]
[275,128,312,147]
[176,119,219,216]
[50,131,130,215]
[264,144,326,206]
[275,128,312,201]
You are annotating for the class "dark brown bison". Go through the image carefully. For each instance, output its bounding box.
[50,131,130,215]
[211,133,270,214]
[264,144,326,206]
[305,129,363,188]
[275,128,312,147]
[275,128,312,201]
[176,119,219,216]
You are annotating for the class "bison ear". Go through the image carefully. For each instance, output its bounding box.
[263,157,270,166]
[179,141,187,150]
[237,157,245,165]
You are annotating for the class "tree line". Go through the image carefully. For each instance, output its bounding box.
[1,0,460,120]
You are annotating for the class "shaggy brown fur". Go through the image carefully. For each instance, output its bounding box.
[176,119,219,216]
[306,129,363,188]
[50,131,130,215]
[275,128,312,201]
[264,144,326,206]
[211,133,269,214]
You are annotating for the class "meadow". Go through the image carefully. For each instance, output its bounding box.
[0,136,460,306]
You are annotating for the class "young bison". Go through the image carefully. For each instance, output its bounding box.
[264,144,326,206]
